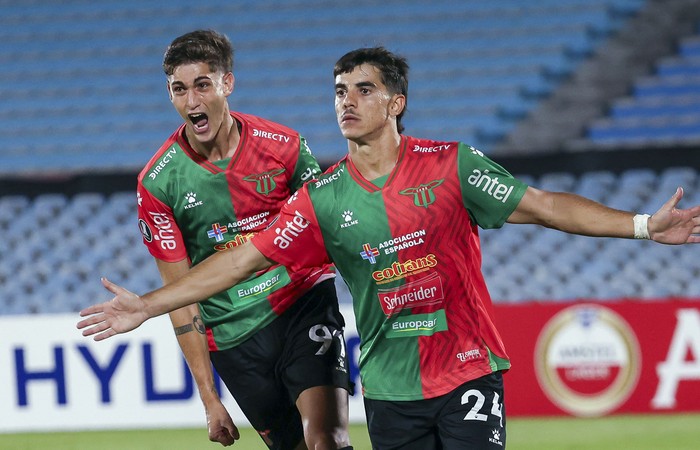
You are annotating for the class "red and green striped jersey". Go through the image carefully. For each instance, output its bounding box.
[252,136,527,401]
[137,111,334,351]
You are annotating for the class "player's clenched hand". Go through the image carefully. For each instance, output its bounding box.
[76,277,149,340]
[649,187,700,244]
[207,401,240,446]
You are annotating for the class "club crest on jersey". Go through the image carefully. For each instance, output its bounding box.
[243,169,285,196]
[207,223,229,242]
[360,243,380,264]
[399,179,444,208]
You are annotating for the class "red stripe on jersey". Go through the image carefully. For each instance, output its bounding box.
[384,137,509,398]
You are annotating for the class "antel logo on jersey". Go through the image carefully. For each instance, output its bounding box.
[147,212,178,251]
[534,304,641,417]
[467,169,515,204]
[252,128,291,143]
[273,210,309,249]
[377,272,444,316]
[148,148,177,181]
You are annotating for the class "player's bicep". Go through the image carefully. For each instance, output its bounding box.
[252,188,330,270]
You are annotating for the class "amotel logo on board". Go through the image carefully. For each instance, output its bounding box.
[534,304,641,417]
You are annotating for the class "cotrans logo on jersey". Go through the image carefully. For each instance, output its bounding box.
[467,169,515,203]
[273,211,310,249]
[214,232,255,251]
[371,254,438,284]
[148,147,177,181]
[378,272,444,316]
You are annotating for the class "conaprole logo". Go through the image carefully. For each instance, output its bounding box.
[399,179,444,208]
[534,304,641,417]
[243,168,285,196]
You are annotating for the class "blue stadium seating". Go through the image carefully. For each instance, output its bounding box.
[1,0,645,174]
[587,23,700,146]
[1,166,698,314]
[7,0,699,316]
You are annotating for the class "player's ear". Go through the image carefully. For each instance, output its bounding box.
[223,72,235,96]
[166,81,174,102]
[389,93,406,118]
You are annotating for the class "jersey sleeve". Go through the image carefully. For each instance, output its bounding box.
[457,144,528,229]
[136,181,188,262]
[288,137,322,191]
[251,185,331,271]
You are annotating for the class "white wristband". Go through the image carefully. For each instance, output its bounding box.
[633,214,651,239]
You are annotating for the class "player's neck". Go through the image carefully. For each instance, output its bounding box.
[347,131,401,180]
[189,114,240,162]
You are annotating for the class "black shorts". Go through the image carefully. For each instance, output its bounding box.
[364,372,506,450]
[209,279,354,450]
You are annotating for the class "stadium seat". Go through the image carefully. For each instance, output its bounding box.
[1,0,645,173]
[587,23,700,147]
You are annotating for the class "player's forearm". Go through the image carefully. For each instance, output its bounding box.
[142,241,272,319]
[172,317,219,403]
[511,188,635,238]
[545,192,635,238]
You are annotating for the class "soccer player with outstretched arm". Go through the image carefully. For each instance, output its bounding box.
[79,47,700,450]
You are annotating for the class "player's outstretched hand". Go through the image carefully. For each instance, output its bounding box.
[649,187,700,244]
[76,278,149,341]
[207,400,240,446]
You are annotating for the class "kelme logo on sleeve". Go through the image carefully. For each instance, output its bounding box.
[399,179,444,208]
[243,169,285,195]
[385,310,448,338]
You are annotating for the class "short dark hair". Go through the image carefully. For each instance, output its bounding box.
[334,46,409,133]
[163,29,233,76]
